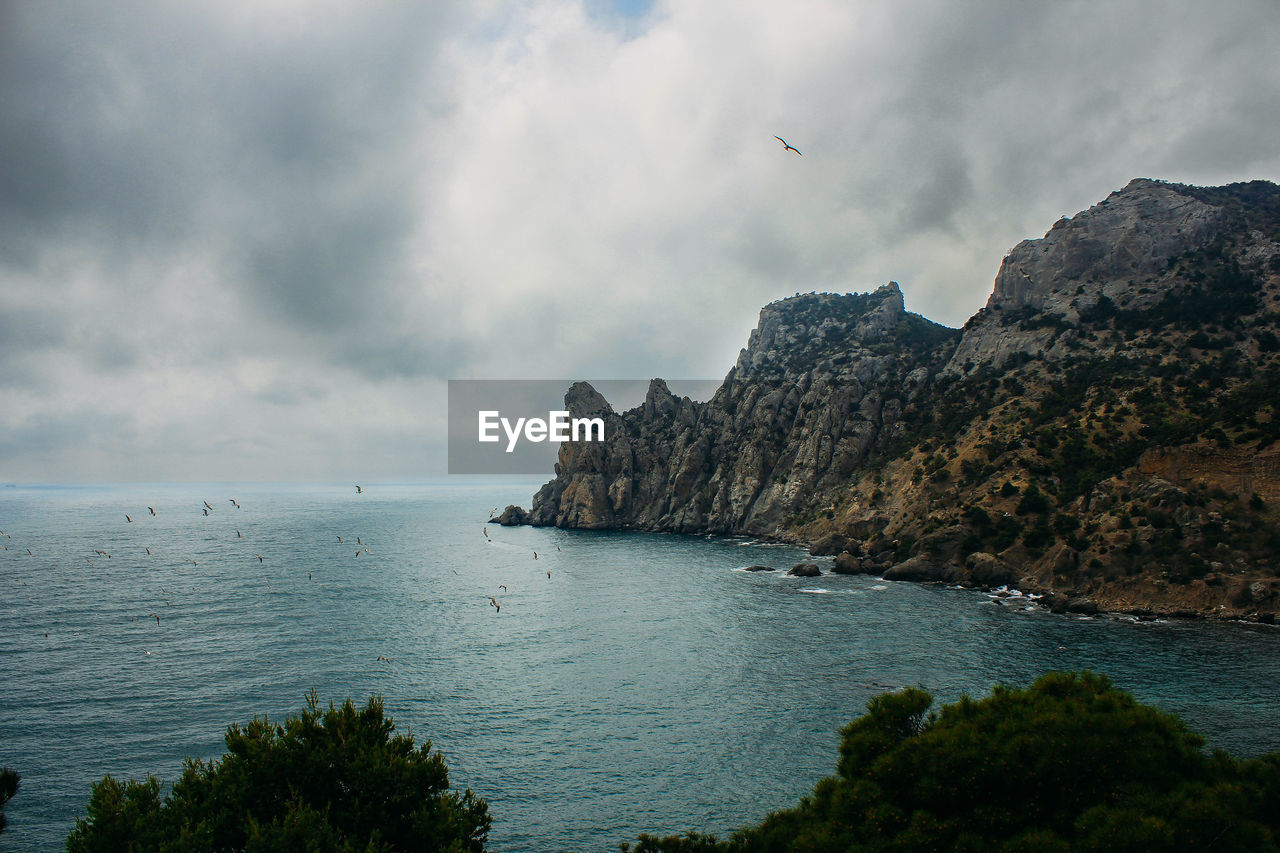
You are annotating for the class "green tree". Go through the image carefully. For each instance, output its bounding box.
[628,673,1280,852]
[0,766,18,834]
[67,692,489,852]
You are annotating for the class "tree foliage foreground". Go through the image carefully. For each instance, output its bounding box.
[66,692,489,853]
[626,672,1280,852]
[60,675,1280,851]
[0,765,18,834]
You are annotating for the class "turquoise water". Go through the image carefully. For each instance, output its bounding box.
[2,482,1279,851]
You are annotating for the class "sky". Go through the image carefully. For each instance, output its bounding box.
[2,0,1278,482]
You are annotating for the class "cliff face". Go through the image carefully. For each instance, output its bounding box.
[527,284,959,533]
[946,178,1231,375]
[513,179,1280,620]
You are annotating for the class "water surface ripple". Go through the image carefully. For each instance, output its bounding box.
[2,483,1278,851]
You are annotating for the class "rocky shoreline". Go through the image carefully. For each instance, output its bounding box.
[494,179,1280,626]
[492,508,1278,626]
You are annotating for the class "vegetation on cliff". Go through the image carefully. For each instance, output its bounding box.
[520,178,1280,619]
[624,672,1280,852]
[821,184,1280,618]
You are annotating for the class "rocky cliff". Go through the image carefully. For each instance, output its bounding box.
[946,178,1232,375]
[505,178,1280,621]
[525,284,958,533]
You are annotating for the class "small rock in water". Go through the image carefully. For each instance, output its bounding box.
[494,505,529,526]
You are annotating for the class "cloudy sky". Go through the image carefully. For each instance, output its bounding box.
[2,0,1278,482]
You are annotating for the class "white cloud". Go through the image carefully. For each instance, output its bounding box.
[2,0,1279,480]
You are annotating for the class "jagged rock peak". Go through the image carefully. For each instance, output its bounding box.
[642,378,678,420]
[733,283,909,379]
[563,380,615,418]
[987,178,1227,314]
[945,178,1236,375]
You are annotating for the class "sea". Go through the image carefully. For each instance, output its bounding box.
[2,482,1279,852]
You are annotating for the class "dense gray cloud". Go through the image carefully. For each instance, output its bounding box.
[2,0,1278,481]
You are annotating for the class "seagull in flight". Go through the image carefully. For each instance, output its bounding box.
[774,136,802,156]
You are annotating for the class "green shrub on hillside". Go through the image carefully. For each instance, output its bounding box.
[0,766,17,835]
[67,693,489,853]
[625,672,1280,852]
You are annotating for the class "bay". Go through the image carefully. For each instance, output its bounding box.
[2,482,1278,851]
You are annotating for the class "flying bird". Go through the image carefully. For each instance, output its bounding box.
[203,501,213,511]
[148,507,156,516]
[498,585,507,592]
[774,136,802,155]
[256,554,263,563]
[488,596,501,613]
[125,514,132,523]
[356,484,363,494]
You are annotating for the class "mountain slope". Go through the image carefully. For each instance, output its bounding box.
[509,178,1280,621]
[525,284,958,533]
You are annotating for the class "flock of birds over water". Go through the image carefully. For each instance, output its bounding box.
[2,485,563,664]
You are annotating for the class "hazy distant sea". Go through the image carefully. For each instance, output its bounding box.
[2,482,1279,851]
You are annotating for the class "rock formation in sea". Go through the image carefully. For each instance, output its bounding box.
[503,178,1280,621]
